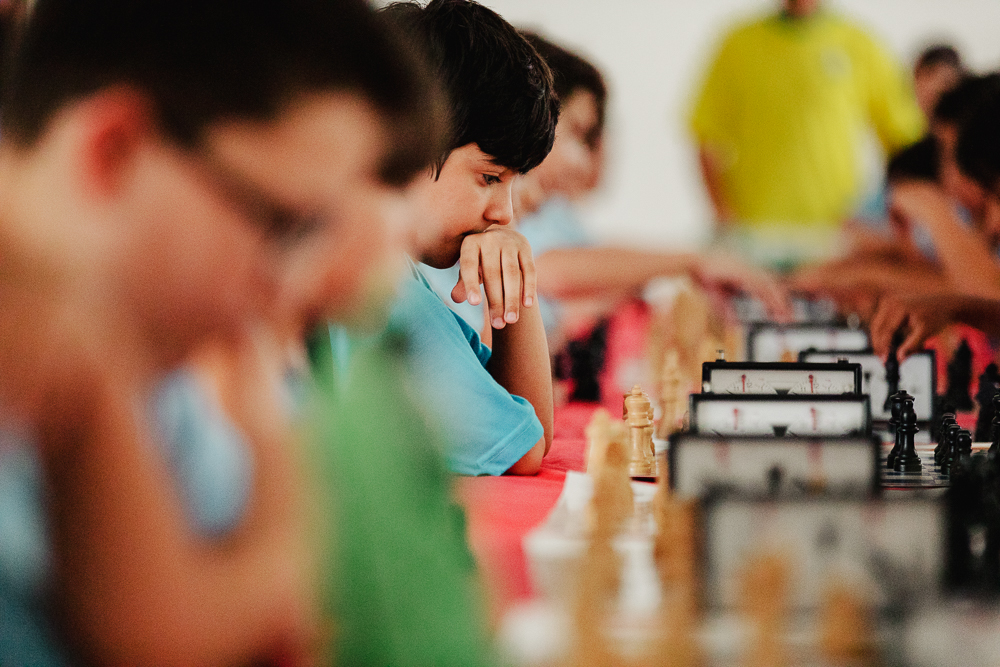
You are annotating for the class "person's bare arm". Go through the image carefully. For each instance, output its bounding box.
[699,145,735,227]
[490,300,552,474]
[535,246,791,320]
[891,180,1000,301]
[452,226,552,474]
[44,337,315,667]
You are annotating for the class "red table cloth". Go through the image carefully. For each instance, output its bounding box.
[453,402,598,619]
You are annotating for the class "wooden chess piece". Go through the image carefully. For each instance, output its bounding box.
[893,397,922,473]
[817,580,877,665]
[739,552,790,667]
[935,413,957,465]
[885,390,910,469]
[657,349,682,439]
[651,482,702,667]
[586,407,627,477]
[591,435,634,537]
[625,385,655,477]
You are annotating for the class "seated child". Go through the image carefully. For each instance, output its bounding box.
[502,33,790,355]
[323,0,559,478]
[794,74,1000,358]
[0,0,438,664]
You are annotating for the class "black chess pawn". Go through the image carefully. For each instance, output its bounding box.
[935,413,957,465]
[951,429,974,476]
[886,390,910,469]
[990,393,1000,463]
[893,397,923,473]
[945,339,975,412]
[941,423,962,476]
[883,329,903,412]
[974,363,1000,442]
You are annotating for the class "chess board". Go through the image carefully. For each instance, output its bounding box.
[878,440,991,489]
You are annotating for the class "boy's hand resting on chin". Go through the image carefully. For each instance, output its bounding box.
[451,225,537,330]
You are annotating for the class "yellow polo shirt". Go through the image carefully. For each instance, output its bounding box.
[690,12,924,230]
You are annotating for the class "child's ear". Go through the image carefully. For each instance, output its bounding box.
[68,87,158,200]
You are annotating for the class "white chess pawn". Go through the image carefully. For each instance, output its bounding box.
[625,385,654,476]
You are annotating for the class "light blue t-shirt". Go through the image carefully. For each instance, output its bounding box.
[0,368,253,666]
[330,260,543,476]
[516,197,591,337]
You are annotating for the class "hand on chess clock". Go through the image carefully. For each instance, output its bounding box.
[869,296,944,360]
[871,291,1000,359]
[451,224,537,330]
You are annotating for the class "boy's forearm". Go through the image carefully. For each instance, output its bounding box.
[486,302,553,452]
[535,247,696,301]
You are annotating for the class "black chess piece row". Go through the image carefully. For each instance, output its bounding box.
[886,390,921,473]
[934,421,973,477]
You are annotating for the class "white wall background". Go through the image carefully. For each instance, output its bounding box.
[469,0,1000,251]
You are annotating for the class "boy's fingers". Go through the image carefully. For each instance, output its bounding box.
[458,248,482,306]
[500,247,521,324]
[480,248,505,328]
[521,251,537,308]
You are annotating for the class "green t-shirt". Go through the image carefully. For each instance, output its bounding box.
[306,327,498,667]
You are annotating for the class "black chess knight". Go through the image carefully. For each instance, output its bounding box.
[893,396,922,473]
[886,390,910,469]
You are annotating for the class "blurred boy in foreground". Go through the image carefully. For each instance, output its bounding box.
[0,0,439,664]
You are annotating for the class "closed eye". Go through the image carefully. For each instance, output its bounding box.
[483,174,502,186]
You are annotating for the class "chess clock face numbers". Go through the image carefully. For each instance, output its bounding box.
[690,395,871,437]
[802,351,936,422]
[703,362,861,396]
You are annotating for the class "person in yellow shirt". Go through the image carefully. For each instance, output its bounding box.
[690,0,924,268]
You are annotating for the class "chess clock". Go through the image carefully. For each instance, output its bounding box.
[689,394,872,437]
[746,323,869,362]
[800,349,936,424]
[731,294,838,324]
[668,433,880,498]
[701,360,862,395]
[699,494,944,610]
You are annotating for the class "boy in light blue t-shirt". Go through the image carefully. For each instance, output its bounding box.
[330,0,559,476]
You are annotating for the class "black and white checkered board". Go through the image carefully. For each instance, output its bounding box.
[878,440,991,489]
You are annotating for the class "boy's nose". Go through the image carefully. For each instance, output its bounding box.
[486,183,514,226]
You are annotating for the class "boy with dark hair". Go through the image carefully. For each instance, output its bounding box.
[334,0,559,477]
[310,2,556,664]
[0,0,443,664]
[492,32,789,376]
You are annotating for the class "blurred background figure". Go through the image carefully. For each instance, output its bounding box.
[913,44,964,118]
[688,0,924,269]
